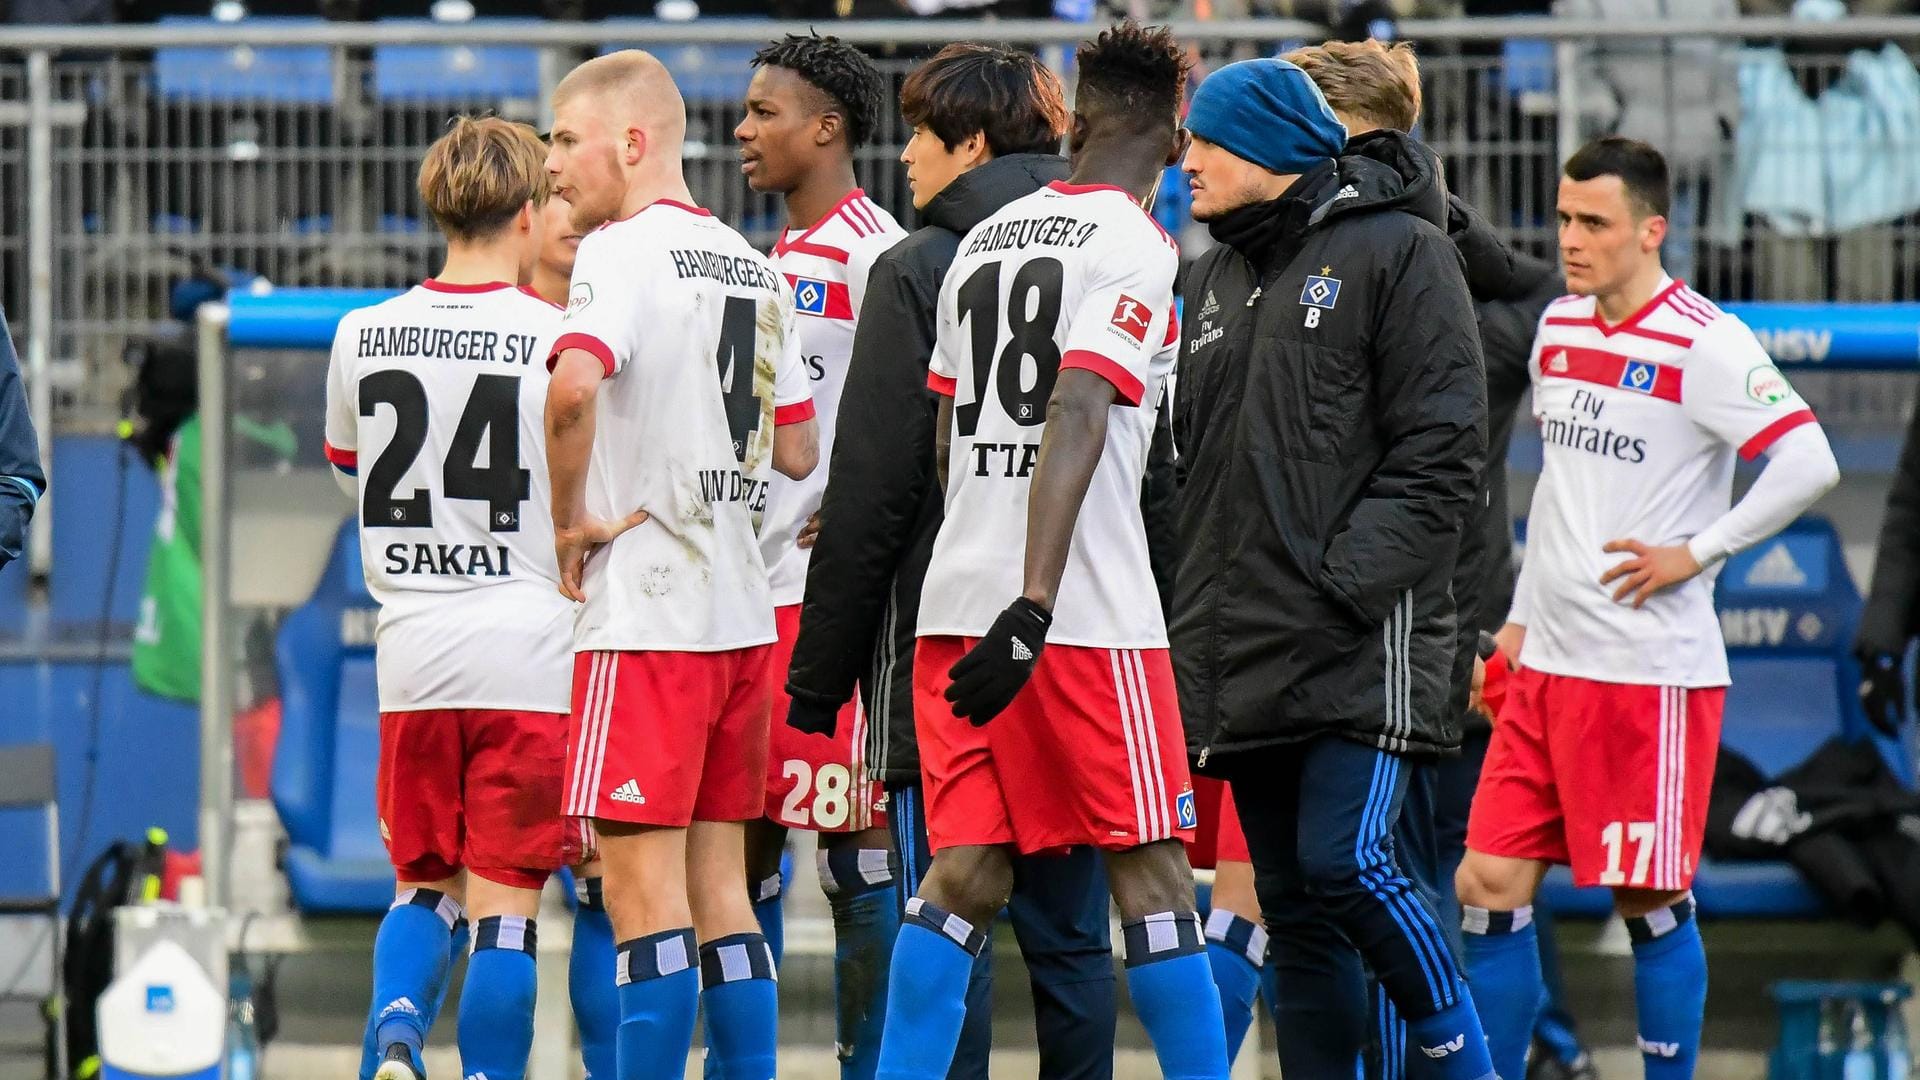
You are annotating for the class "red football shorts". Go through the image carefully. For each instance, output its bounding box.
[914,637,1196,856]
[1182,776,1250,870]
[376,708,573,890]
[1468,667,1725,890]
[565,646,775,828]
[766,606,886,833]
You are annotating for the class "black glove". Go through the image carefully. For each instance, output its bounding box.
[786,687,844,738]
[1858,650,1909,736]
[945,597,1051,725]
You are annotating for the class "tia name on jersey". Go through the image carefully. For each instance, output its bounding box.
[353,324,544,366]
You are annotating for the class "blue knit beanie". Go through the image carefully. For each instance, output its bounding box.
[1185,59,1348,176]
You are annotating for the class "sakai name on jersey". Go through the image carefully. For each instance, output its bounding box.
[354,324,544,365]
[383,542,513,577]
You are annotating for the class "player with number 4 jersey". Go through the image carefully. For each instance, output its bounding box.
[325,117,574,1080]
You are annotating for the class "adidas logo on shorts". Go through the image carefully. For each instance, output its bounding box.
[609,779,647,805]
[1011,639,1034,662]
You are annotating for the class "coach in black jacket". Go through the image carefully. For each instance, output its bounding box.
[1174,59,1496,1074]
[1856,388,1920,735]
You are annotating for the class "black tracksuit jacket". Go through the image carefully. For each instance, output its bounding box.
[1173,131,1486,763]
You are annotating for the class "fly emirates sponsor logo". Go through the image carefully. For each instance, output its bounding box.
[1540,386,1648,464]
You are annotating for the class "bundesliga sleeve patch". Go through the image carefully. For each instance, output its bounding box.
[1109,294,1152,344]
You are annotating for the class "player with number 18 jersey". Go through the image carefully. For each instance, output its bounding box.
[551,197,813,827]
[917,179,1189,855]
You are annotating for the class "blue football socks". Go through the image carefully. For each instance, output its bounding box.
[367,887,463,1072]
[615,928,700,1079]
[821,844,898,1080]
[1202,910,1266,1064]
[1402,992,1497,1080]
[1463,905,1543,1080]
[570,877,618,1080]
[458,915,538,1080]
[700,932,780,1080]
[753,872,785,968]
[875,898,986,1080]
[1123,912,1230,1080]
[1628,895,1706,1079]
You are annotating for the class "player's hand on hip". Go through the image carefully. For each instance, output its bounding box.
[553,508,650,603]
[945,597,1051,726]
[796,511,822,550]
[1599,538,1702,609]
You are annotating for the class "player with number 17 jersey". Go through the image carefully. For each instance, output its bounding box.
[551,198,813,826]
[917,180,1189,854]
[324,278,576,887]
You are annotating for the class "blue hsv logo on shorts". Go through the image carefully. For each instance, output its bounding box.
[1175,789,1197,830]
[793,277,829,316]
[1620,360,1658,394]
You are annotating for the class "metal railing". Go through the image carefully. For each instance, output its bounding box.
[5,14,1920,570]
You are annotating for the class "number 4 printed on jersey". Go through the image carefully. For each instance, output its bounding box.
[1598,820,1657,886]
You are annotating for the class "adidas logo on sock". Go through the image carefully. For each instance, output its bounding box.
[609,779,647,805]
[1419,1034,1465,1059]
[378,997,419,1020]
[465,1074,491,1080]
[1011,639,1034,662]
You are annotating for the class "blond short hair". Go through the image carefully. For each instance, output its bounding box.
[1284,39,1422,134]
[417,116,550,243]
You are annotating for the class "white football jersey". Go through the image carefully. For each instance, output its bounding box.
[551,199,812,652]
[760,189,907,606]
[324,280,573,713]
[918,182,1179,648]
[1511,277,1822,687]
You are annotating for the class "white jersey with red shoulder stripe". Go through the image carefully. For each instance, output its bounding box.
[549,199,813,653]
[919,181,1178,648]
[761,189,907,605]
[323,280,573,712]
[1513,277,1821,687]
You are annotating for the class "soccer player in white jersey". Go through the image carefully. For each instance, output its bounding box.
[325,117,573,1080]
[1455,137,1840,1080]
[733,32,907,1080]
[875,24,1230,1080]
[542,51,817,1080]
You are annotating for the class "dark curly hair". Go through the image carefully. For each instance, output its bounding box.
[1074,21,1191,124]
[751,32,888,150]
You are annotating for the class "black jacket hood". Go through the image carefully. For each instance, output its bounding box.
[1207,129,1449,270]
[920,153,1070,236]
[1330,128,1449,232]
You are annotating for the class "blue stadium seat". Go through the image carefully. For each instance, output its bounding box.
[373,26,542,102]
[1501,38,1556,99]
[272,519,392,913]
[153,17,334,105]
[1540,517,1911,919]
